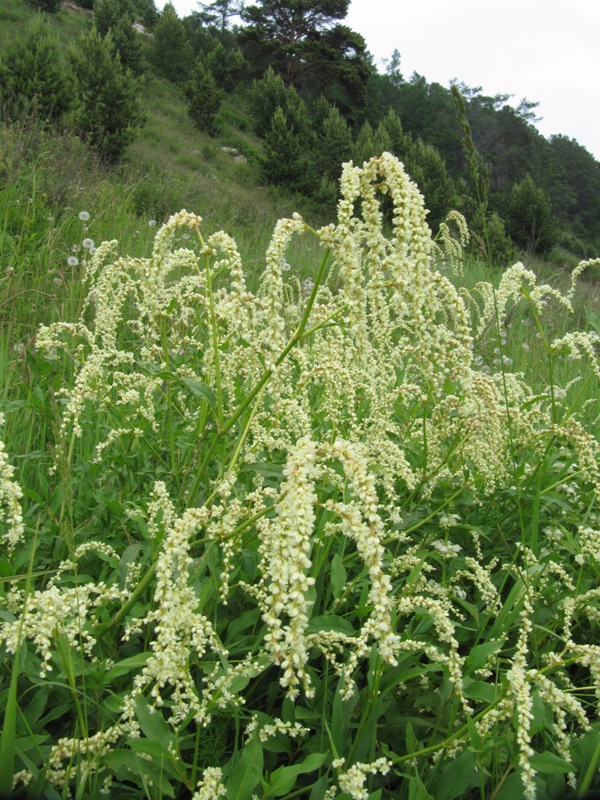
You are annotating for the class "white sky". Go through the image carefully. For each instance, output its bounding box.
[158,0,600,161]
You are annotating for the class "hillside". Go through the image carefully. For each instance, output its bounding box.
[2,0,600,269]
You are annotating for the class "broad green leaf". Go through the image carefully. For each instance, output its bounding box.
[330,553,346,599]
[134,696,175,749]
[434,750,477,800]
[241,461,285,480]
[306,614,355,636]
[226,737,264,800]
[332,675,358,754]
[119,543,144,586]
[408,775,435,800]
[105,652,151,681]
[179,376,217,409]
[462,678,497,703]
[530,751,574,774]
[266,752,328,796]
[464,639,505,672]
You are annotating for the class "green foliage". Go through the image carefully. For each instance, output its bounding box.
[506,174,558,254]
[0,17,73,124]
[25,0,62,12]
[70,27,145,162]
[314,104,352,183]
[399,137,457,231]
[185,61,224,134]
[1,153,599,800]
[94,0,145,76]
[201,40,247,92]
[197,0,243,33]
[250,67,309,139]
[380,107,404,153]
[353,119,391,165]
[240,0,370,114]
[249,66,287,136]
[261,106,305,187]
[149,1,194,83]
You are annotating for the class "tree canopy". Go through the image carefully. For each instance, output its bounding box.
[240,0,370,110]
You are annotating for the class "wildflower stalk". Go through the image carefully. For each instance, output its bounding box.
[187,249,331,504]
[203,241,224,430]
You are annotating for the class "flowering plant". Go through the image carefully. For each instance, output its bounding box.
[1,155,599,799]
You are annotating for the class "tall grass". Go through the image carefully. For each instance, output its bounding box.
[0,152,599,800]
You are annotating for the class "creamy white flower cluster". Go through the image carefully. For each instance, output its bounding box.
[0,416,24,552]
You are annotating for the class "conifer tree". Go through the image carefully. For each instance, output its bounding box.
[261,107,304,188]
[353,120,391,166]
[250,67,308,139]
[150,2,194,83]
[185,61,224,134]
[70,28,145,162]
[317,105,352,182]
[95,0,144,76]
[0,17,73,123]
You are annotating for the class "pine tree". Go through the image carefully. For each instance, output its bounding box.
[353,120,391,167]
[185,61,224,134]
[400,136,457,230]
[150,2,194,83]
[0,17,73,123]
[317,105,352,182]
[70,28,145,162]
[94,0,145,76]
[262,107,304,188]
[250,67,308,140]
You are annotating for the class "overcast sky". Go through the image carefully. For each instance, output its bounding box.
[158,0,600,161]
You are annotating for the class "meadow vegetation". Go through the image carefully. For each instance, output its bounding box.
[1,1,600,798]
[1,143,600,799]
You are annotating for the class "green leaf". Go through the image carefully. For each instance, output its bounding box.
[462,678,498,703]
[530,751,574,774]
[134,696,175,749]
[0,654,19,797]
[105,652,151,681]
[226,736,264,800]
[241,461,285,480]
[266,752,328,796]
[408,775,435,800]
[330,553,346,600]
[119,543,144,586]
[434,750,476,800]
[464,639,505,672]
[306,615,355,636]
[179,376,217,409]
